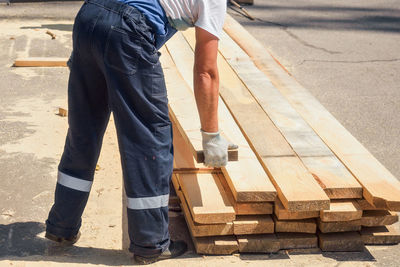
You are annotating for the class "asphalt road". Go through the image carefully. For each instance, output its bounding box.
[229,0,400,179]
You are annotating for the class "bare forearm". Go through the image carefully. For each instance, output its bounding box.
[193,69,219,133]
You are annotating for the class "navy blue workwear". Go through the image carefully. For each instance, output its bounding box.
[46,0,174,256]
[116,0,177,49]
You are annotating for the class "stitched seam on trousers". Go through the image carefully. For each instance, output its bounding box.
[89,9,105,54]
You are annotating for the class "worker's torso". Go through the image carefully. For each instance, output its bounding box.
[116,0,227,48]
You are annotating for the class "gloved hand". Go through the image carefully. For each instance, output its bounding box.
[201,130,238,167]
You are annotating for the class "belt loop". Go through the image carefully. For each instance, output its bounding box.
[124,6,134,18]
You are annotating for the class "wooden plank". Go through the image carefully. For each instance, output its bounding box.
[318,219,361,233]
[235,201,273,215]
[237,234,280,253]
[218,171,273,215]
[176,172,235,224]
[264,156,329,211]
[274,199,319,220]
[173,123,235,224]
[162,41,276,203]
[273,215,317,234]
[216,29,362,200]
[171,174,181,193]
[182,30,328,213]
[181,29,330,211]
[300,156,362,199]
[172,123,209,170]
[222,15,400,210]
[181,29,293,159]
[176,188,233,237]
[194,236,239,255]
[361,225,400,245]
[13,57,68,67]
[319,232,364,252]
[196,149,238,164]
[276,233,318,250]
[361,210,399,227]
[233,215,274,235]
[357,199,380,211]
[320,200,362,222]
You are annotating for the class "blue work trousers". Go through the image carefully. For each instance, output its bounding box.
[46,0,173,257]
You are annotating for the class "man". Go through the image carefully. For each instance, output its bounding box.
[45,0,234,264]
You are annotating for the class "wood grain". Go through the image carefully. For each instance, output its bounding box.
[181,29,330,211]
[273,215,317,234]
[361,225,400,245]
[163,40,276,203]
[274,199,320,220]
[14,57,68,67]
[318,219,361,233]
[176,172,235,224]
[194,236,239,255]
[276,233,318,250]
[361,210,399,227]
[320,200,362,222]
[217,28,362,200]
[237,234,280,253]
[176,188,234,237]
[319,232,364,252]
[222,15,400,210]
[233,215,274,235]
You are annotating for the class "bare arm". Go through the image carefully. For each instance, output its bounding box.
[193,26,219,133]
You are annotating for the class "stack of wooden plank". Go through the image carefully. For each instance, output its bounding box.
[161,15,400,254]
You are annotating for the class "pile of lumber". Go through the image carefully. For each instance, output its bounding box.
[163,15,400,254]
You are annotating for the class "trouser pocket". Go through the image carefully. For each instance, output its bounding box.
[104,26,140,75]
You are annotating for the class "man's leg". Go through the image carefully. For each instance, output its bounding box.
[100,14,173,256]
[46,3,110,239]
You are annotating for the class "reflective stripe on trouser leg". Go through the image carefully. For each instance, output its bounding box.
[46,172,93,238]
[127,194,169,210]
[57,171,93,192]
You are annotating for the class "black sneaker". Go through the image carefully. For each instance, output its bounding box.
[134,240,188,265]
[45,231,81,246]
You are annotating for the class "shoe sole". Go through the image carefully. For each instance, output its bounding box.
[45,231,80,246]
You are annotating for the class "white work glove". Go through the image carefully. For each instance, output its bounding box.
[201,130,238,167]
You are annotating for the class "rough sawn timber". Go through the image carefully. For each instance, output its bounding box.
[217,28,361,201]
[361,210,399,227]
[13,57,68,67]
[178,30,329,211]
[172,121,235,224]
[223,14,400,211]
[361,225,400,245]
[176,187,234,237]
[218,172,274,215]
[320,200,362,222]
[274,199,320,220]
[319,232,364,252]
[162,41,276,203]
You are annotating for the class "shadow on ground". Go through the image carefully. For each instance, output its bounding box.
[0,221,132,265]
[229,2,400,33]
[0,214,200,265]
[0,220,377,265]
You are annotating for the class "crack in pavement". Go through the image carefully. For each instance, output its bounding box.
[251,17,342,55]
[284,30,342,55]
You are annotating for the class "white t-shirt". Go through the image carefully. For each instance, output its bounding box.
[159,0,227,39]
